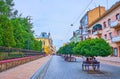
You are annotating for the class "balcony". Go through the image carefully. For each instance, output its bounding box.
[93,30,102,36]
[112,36,120,43]
[110,20,120,29]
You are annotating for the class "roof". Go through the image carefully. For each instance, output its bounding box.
[39,32,49,38]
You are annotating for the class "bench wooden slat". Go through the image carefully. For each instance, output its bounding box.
[82,61,100,71]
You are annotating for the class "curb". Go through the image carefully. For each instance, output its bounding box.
[30,56,52,79]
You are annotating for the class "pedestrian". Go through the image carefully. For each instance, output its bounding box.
[93,57,98,70]
[86,57,89,62]
[93,57,97,63]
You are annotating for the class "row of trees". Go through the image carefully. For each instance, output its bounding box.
[57,38,112,57]
[0,0,42,51]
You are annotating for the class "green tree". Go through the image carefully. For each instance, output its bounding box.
[0,23,3,45]
[0,0,42,52]
[0,0,16,47]
[57,46,66,55]
[33,40,42,51]
[0,15,16,47]
[57,42,76,56]
[11,18,24,48]
[73,38,112,57]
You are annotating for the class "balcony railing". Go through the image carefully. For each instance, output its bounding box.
[110,20,120,29]
[112,36,120,43]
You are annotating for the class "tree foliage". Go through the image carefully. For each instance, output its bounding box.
[73,38,112,57]
[0,0,42,51]
[57,42,76,55]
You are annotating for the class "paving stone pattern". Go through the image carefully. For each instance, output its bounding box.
[43,55,120,79]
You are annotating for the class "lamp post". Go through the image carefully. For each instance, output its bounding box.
[27,16,31,50]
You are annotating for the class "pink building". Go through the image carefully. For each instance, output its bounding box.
[88,1,120,57]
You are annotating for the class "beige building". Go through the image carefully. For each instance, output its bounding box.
[88,1,120,57]
[79,6,106,40]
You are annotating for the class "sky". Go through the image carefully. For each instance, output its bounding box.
[14,0,119,50]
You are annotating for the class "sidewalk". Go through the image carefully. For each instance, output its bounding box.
[96,56,120,67]
[76,56,120,67]
[0,56,50,79]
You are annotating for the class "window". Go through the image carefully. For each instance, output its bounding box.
[109,32,112,39]
[103,22,106,29]
[42,34,45,37]
[108,19,111,26]
[117,30,120,35]
[42,41,45,46]
[88,30,91,34]
[92,30,95,34]
[113,48,118,57]
[116,13,120,20]
[104,34,107,40]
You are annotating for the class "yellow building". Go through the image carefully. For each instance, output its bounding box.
[36,32,55,55]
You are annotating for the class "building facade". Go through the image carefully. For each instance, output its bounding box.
[80,6,106,40]
[88,1,120,57]
[70,29,82,43]
[70,6,106,43]
[36,32,56,55]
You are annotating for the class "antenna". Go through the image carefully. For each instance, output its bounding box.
[107,0,108,10]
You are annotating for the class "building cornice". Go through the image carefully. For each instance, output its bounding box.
[88,1,120,28]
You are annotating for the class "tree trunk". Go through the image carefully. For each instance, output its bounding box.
[70,54,72,62]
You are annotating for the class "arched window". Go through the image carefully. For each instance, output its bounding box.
[108,19,111,26]
[116,13,120,20]
[103,22,106,29]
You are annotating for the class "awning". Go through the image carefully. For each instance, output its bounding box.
[92,24,102,30]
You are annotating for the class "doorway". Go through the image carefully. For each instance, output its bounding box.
[113,48,118,57]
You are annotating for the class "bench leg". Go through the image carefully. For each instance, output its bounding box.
[85,65,89,70]
[82,64,84,70]
[97,65,100,71]
[93,66,96,71]
[88,66,89,70]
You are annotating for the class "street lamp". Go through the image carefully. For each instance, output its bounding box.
[27,16,32,50]
[70,24,73,26]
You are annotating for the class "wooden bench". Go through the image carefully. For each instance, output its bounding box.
[82,61,100,71]
[64,57,76,62]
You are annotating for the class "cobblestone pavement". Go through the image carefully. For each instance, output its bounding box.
[43,55,120,79]
[0,56,50,79]
[97,56,120,63]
